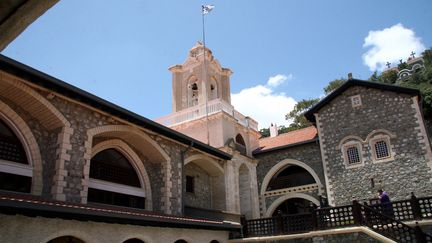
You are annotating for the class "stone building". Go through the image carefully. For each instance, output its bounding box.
[304,79,432,206]
[156,42,261,219]
[1,43,432,243]
[0,54,239,243]
[251,78,432,219]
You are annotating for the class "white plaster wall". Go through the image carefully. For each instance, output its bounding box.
[0,214,229,243]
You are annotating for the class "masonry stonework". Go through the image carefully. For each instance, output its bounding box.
[254,142,325,216]
[317,86,432,205]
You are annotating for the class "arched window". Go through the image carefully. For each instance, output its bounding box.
[187,77,199,107]
[47,236,85,243]
[235,134,245,146]
[267,165,315,191]
[123,239,145,243]
[339,137,364,168]
[88,148,145,208]
[0,119,31,193]
[272,198,315,216]
[367,131,395,163]
[234,134,247,155]
[209,78,218,100]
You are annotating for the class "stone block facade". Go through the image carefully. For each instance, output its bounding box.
[254,142,325,216]
[314,84,432,206]
[0,70,231,216]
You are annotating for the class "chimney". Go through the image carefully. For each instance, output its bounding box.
[270,123,278,137]
[348,73,353,80]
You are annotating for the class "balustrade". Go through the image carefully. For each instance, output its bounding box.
[238,194,432,242]
[156,99,258,131]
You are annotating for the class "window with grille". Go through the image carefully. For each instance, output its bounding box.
[350,95,362,107]
[374,140,389,159]
[0,119,31,193]
[346,146,360,164]
[0,119,28,164]
[186,175,194,193]
[89,148,145,208]
[90,149,140,187]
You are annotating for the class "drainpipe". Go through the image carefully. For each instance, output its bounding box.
[180,141,193,216]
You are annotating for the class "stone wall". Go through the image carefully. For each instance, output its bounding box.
[0,214,228,243]
[0,96,58,198]
[255,142,324,190]
[316,86,432,205]
[185,162,212,209]
[254,142,325,216]
[0,75,226,215]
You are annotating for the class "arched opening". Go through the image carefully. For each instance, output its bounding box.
[235,134,246,156]
[0,76,72,199]
[187,76,199,107]
[210,241,220,243]
[266,165,315,191]
[174,240,188,243]
[239,164,252,218]
[47,236,85,243]
[123,238,145,243]
[0,118,32,193]
[271,198,315,216]
[184,155,226,212]
[209,77,218,100]
[88,148,145,208]
[235,134,245,146]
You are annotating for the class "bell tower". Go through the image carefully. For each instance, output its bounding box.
[157,43,261,219]
[169,42,232,112]
[157,42,260,155]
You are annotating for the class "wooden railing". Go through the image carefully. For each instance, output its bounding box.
[239,194,432,242]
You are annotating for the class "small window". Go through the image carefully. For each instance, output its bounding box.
[346,146,360,164]
[340,140,364,168]
[368,133,394,163]
[374,140,389,159]
[186,175,194,193]
[350,95,362,107]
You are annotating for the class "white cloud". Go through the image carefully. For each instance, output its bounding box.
[267,74,292,87]
[362,23,425,71]
[231,74,296,129]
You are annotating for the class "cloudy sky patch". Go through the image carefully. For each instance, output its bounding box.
[362,23,425,71]
[232,74,296,129]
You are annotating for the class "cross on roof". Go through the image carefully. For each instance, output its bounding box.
[410,51,416,59]
[386,62,391,68]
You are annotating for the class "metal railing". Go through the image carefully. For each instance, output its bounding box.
[240,194,432,242]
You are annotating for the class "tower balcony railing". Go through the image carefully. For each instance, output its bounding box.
[156,98,259,131]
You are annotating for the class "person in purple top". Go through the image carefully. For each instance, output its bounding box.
[378,189,393,217]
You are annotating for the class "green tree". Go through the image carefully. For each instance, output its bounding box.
[376,48,432,119]
[285,98,320,131]
[369,71,380,82]
[380,69,398,84]
[324,78,346,94]
[259,128,270,137]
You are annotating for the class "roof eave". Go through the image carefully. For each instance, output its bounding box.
[0,54,231,160]
[304,79,421,123]
[253,138,318,155]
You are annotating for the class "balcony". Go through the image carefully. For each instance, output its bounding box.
[156,99,258,131]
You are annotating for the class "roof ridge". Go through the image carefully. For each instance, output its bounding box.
[259,126,316,141]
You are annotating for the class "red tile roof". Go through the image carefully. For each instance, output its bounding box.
[255,126,318,153]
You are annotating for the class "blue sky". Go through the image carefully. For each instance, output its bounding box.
[2,0,431,128]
